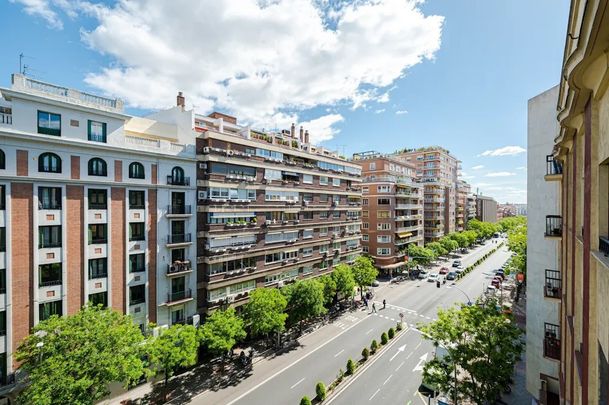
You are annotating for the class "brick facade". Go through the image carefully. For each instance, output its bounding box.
[66,185,84,314]
[110,188,126,312]
[70,156,80,180]
[16,150,28,177]
[114,160,122,183]
[147,189,157,322]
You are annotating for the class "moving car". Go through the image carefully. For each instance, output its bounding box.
[452,260,462,268]
[427,273,439,283]
[417,270,428,280]
[446,271,457,281]
[439,267,449,275]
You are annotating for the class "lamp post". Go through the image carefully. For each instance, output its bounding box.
[446,284,472,306]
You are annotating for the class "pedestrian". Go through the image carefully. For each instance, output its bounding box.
[383,299,386,309]
[364,297,368,308]
[372,303,377,313]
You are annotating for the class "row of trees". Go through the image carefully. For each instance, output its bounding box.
[16,257,379,405]
[502,216,527,275]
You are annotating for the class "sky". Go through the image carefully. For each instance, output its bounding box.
[1,0,570,204]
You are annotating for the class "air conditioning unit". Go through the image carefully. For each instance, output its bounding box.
[199,163,207,169]
[227,296,235,303]
[192,314,201,328]
[277,281,285,288]
[202,147,210,154]
[227,150,234,156]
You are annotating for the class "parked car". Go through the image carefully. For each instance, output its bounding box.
[417,270,428,280]
[446,271,457,281]
[454,267,464,274]
[371,280,380,287]
[427,273,439,283]
[452,260,462,268]
[439,267,449,275]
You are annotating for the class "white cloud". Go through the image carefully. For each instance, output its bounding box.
[10,0,64,29]
[516,166,527,170]
[395,109,409,115]
[299,114,344,144]
[485,171,516,177]
[478,146,526,157]
[66,0,441,142]
[471,165,484,170]
[374,109,385,114]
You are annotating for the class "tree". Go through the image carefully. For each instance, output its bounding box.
[346,358,356,375]
[243,288,288,338]
[407,244,435,266]
[300,396,312,405]
[331,263,356,299]
[318,275,337,307]
[426,242,447,258]
[462,230,478,247]
[148,324,198,397]
[283,279,327,328]
[351,256,378,298]
[439,237,458,254]
[15,304,147,405]
[449,232,468,248]
[199,307,246,357]
[316,381,327,400]
[419,299,523,404]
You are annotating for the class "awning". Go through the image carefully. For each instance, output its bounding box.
[282,171,300,177]
[398,232,412,238]
[379,262,407,270]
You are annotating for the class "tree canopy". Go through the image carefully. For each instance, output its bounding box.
[331,263,356,299]
[199,307,246,356]
[282,279,327,326]
[148,324,199,389]
[318,275,338,306]
[350,256,379,297]
[243,288,288,337]
[408,244,436,266]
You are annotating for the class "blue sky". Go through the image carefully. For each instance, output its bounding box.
[1,0,570,203]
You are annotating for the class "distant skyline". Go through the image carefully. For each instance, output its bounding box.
[2,0,570,203]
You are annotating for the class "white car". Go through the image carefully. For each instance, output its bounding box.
[427,273,439,283]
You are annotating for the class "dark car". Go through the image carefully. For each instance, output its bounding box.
[446,271,457,280]
[452,260,461,268]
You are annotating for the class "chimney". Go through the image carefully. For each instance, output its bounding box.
[304,130,310,144]
[176,92,185,109]
[299,126,304,142]
[291,123,295,138]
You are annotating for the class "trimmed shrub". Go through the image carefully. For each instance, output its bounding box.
[336,368,345,383]
[388,327,395,339]
[396,322,403,331]
[371,339,378,353]
[346,358,356,375]
[381,332,388,345]
[300,396,312,405]
[316,382,326,401]
[362,347,370,360]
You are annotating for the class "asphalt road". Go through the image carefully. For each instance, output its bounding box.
[190,240,509,405]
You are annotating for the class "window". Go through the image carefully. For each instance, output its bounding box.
[256,148,283,160]
[169,166,186,185]
[39,263,62,286]
[544,270,561,298]
[88,258,107,279]
[319,245,329,253]
[362,246,369,253]
[0,185,4,210]
[319,211,328,219]
[88,292,107,308]
[319,194,329,203]
[319,227,328,236]
[39,187,62,209]
[0,149,4,170]
[88,158,107,176]
[265,231,299,244]
[207,257,257,275]
[377,248,391,256]
[543,323,560,360]
[129,222,145,241]
[378,223,391,230]
[362,235,369,242]
[302,247,313,257]
[332,178,341,187]
[88,224,107,244]
[129,190,145,209]
[265,190,299,201]
[130,253,145,273]
[303,174,313,184]
[377,235,391,243]
[378,198,390,205]
[362,211,369,218]
[319,176,328,186]
[130,285,146,305]
[209,162,256,177]
[302,266,313,275]
[378,185,390,193]
[0,228,5,253]
[377,211,390,219]
[0,269,5,294]
[369,162,376,170]
[362,222,369,229]
[88,189,107,209]
[88,120,107,142]
[362,186,369,194]
[39,300,62,322]
[39,225,62,248]
[265,269,299,285]
[362,198,368,205]
[302,211,313,220]
[332,211,340,218]
[38,152,62,173]
[303,229,314,239]
[37,111,61,136]
[128,162,145,179]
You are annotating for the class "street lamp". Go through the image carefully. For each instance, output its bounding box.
[446,284,472,306]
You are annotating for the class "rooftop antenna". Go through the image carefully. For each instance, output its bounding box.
[19,53,24,74]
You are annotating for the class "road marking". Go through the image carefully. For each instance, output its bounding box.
[406,351,413,359]
[383,374,393,385]
[290,377,305,389]
[366,328,374,335]
[224,312,373,405]
[395,361,405,371]
[369,388,381,401]
[334,349,345,357]
[425,316,431,320]
[415,341,422,351]
[412,353,428,372]
[419,314,425,318]
[389,344,406,362]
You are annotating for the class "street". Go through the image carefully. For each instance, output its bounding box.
[188,240,510,405]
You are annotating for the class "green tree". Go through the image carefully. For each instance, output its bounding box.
[243,288,288,338]
[316,381,327,400]
[318,274,337,307]
[331,263,356,299]
[381,332,388,345]
[15,304,146,405]
[449,232,468,248]
[148,324,198,397]
[199,307,246,357]
[283,279,327,328]
[300,396,312,405]
[426,242,447,258]
[462,230,478,247]
[419,299,523,404]
[407,244,435,266]
[346,358,356,375]
[351,256,378,298]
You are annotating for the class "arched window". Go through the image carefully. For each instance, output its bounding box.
[88,158,107,177]
[0,149,5,170]
[38,152,62,173]
[128,162,145,179]
[170,166,185,185]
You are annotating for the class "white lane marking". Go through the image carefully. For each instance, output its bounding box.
[334,349,345,358]
[406,351,414,360]
[419,314,425,318]
[415,341,422,351]
[290,377,305,389]
[425,316,431,320]
[395,361,405,371]
[412,353,428,372]
[366,328,374,335]
[389,344,406,362]
[383,374,393,385]
[369,388,381,401]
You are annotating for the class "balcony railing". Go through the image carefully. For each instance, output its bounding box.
[546,155,563,176]
[166,176,191,186]
[167,288,192,303]
[39,279,62,287]
[167,205,192,215]
[544,337,561,360]
[167,233,192,244]
[39,202,62,210]
[167,260,192,275]
[130,297,146,306]
[39,240,62,249]
[0,112,12,125]
[544,269,561,299]
[545,216,562,237]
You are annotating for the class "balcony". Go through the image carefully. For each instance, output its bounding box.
[167,260,192,276]
[543,337,561,360]
[167,205,192,216]
[166,176,190,186]
[395,204,420,210]
[167,289,193,305]
[545,155,563,181]
[0,108,12,125]
[166,233,192,246]
[545,216,562,238]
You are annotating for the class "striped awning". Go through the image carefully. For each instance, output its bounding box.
[398,232,412,238]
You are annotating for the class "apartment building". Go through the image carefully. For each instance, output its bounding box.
[551,1,609,403]
[475,194,497,223]
[466,193,477,222]
[456,180,470,231]
[526,85,561,404]
[352,151,423,275]
[0,74,197,385]
[195,115,362,312]
[395,147,460,242]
